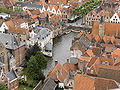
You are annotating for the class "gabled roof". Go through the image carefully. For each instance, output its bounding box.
[79,56,92,62]
[103,35,111,44]
[70,41,81,50]
[112,49,120,58]
[0,33,18,50]
[104,23,120,37]
[73,74,118,90]
[47,61,77,83]
[86,49,95,57]
[47,62,68,82]
[100,39,105,44]
[4,20,15,28]
[92,21,99,35]
[42,78,57,90]
[9,27,29,34]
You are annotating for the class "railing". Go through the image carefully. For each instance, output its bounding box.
[33,80,42,90]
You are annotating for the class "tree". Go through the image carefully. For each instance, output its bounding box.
[27,51,47,80]
[73,0,102,21]
[25,43,41,61]
[34,51,47,69]
[0,84,8,90]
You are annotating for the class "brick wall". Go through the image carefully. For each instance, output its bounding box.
[8,79,19,90]
[12,45,25,66]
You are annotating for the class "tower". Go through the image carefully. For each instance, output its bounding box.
[99,15,104,38]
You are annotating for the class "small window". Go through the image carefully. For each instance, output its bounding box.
[91,70,93,74]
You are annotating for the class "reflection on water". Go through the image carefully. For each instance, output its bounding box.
[44,32,78,76]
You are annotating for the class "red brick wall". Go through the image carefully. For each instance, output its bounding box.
[12,45,25,66]
[9,79,19,90]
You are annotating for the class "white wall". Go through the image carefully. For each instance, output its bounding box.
[110,13,120,23]
[0,23,8,33]
[71,50,82,58]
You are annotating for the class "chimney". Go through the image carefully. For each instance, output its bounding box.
[55,60,58,66]
[67,59,70,63]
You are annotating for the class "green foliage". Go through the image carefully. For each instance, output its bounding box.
[0,7,12,14]
[19,79,28,86]
[73,0,102,17]
[27,51,47,80]
[14,6,23,12]
[25,43,41,62]
[0,83,8,90]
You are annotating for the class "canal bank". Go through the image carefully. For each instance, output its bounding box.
[44,32,78,76]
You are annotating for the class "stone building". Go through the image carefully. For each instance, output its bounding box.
[0,33,25,67]
[0,62,19,90]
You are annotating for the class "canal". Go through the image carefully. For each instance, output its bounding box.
[44,32,78,76]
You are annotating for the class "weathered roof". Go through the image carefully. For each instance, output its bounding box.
[32,27,52,41]
[79,33,92,48]
[7,69,17,82]
[42,78,57,90]
[73,74,118,90]
[0,33,18,50]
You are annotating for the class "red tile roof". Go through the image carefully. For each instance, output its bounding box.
[73,74,118,90]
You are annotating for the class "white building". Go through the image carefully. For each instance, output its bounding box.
[110,13,120,23]
[0,13,10,19]
[0,20,15,33]
[29,27,53,57]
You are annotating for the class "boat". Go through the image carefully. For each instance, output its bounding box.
[71,29,81,33]
[65,30,71,34]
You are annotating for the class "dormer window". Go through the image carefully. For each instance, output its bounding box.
[91,70,93,74]
[114,57,117,63]
[6,41,8,45]
[14,42,16,45]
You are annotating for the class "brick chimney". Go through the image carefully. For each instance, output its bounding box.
[55,60,58,66]
[67,59,70,63]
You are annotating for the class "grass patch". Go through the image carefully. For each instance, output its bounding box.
[19,68,38,90]
[19,85,33,90]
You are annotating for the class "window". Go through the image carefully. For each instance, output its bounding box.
[0,53,4,63]
[91,70,93,74]
[20,38,21,41]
